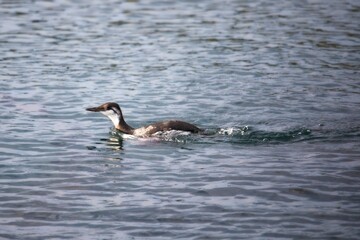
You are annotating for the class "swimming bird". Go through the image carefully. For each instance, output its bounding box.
[86,102,202,137]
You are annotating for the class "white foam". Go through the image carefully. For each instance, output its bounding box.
[218,126,249,136]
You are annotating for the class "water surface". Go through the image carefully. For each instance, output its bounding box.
[1,0,360,239]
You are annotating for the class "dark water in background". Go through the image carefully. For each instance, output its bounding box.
[1,0,360,239]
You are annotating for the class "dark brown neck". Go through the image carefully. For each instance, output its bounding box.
[116,117,134,134]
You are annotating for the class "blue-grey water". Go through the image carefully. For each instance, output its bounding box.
[1,0,360,239]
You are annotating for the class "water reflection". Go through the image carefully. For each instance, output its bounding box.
[103,135,124,151]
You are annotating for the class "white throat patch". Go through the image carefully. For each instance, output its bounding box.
[101,110,120,127]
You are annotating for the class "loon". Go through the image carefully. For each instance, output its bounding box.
[86,102,202,137]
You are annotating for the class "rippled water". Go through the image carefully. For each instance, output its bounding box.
[1,0,360,239]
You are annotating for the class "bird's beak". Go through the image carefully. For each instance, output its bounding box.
[86,106,102,112]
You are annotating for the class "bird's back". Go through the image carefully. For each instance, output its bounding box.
[133,120,202,136]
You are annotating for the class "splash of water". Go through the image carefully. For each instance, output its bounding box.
[107,126,314,145]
